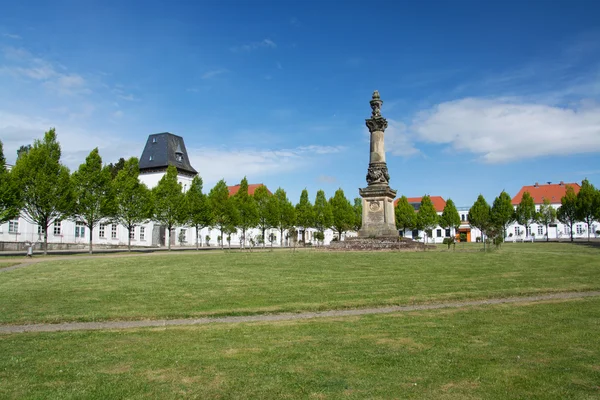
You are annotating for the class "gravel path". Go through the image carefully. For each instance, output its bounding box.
[1,290,598,334]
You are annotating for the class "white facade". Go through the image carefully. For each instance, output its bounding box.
[138,171,194,193]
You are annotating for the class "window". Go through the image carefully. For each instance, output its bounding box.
[8,220,18,234]
[140,226,145,241]
[461,214,465,222]
[111,224,118,239]
[526,226,531,237]
[179,229,187,243]
[515,226,521,236]
[149,155,154,161]
[576,224,583,235]
[38,225,45,235]
[129,227,135,240]
[99,223,106,238]
[537,225,543,236]
[411,229,419,238]
[175,153,183,162]
[75,222,86,238]
[445,228,451,237]
[436,229,442,238]
[152,137,157,143]
[53,220,62,236]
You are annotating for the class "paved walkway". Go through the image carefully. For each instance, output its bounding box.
[1,291,598,334]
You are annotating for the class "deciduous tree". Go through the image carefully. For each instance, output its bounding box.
[208,179,239,249]
[439,198,460,238]
[71,148,113,254]
[536,198,556,242]
[273,187,296,247]
[111,158,152,251]
[468,194,491,250]
[353,198,362,232]
[0,140,20,224]
[152,165,186,250]
[417,195,438,245]
[395,196,415,237]
[576,179,598,242]
[254,185,275,247]
[234,177,259,248]
[184,175,213,249]
[11,129,73,254]
[329,188,355,241]
[295,189,314,244]
[313,190,333,233]
[515,192,536,239]
[491,191,515,238]
[557,185,578,242]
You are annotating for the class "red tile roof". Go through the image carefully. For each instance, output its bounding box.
[511,182,581,205]
[227,183,271,197]
[395,196,447,212]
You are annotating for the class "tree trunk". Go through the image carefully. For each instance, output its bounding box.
[43,221,48,255]
[262,228,266,248]
[128,226,132,252]
[89,225,93,254]
[280,228,284,247]
[220,227,224,249]
[168,226,172,251]
[588,222,591,242]
[196,226,199,250]
[546,224,549,242]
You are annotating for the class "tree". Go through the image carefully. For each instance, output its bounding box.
[16,144,31,160]
[273,187,296,247]
[295,189,314,244]
[353,198,362,232]
[208,179,239,249]
[254,185,275,247]
[152,165,186,250]
[107,157,126,179]
[536,198,556,242]
[576,179,598,242]
[313,190,333,233]
[234,177,259,248]
[111,158,153,251]
[491,191,515,238]
[515,192,536,239]
[71,148,113,254]
[557,185,578,242]
[395,196,416,237]
[468,195,491,250]
[184,175,213,250]
[417,195,438,245]
[11,129,73,255]
[439,198,460,238]
[0,140,20,224]
[329,188,355,241]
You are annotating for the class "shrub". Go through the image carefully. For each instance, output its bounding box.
[205,235,211,246]
[459,233,467,242]
[476,236,481,243]
[442,237,455,250]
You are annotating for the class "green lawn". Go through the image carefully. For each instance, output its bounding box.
[1,297,598,399]
[0,242,599,324]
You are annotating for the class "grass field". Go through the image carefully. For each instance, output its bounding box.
[1,242,599,324]
[1,296,598,399]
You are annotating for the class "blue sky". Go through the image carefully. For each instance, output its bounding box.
[1,0,600,207]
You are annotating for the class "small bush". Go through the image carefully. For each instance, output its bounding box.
[459,233,467,242]
[476,236,481,243]
[442,237,455,250]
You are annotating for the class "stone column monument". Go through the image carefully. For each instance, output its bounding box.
[358,91,399,237]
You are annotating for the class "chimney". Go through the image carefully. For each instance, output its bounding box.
[534,182,539,187]
[559,181,564,185]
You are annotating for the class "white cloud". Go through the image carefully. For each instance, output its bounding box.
[364,119,419,158]
[2,33,21,40]
[231,39,277,52]
[187,145,344,186]
[411,98,600,163]
[201,69,227,79]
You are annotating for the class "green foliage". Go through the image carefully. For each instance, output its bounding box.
[152,166,186,250]
[439,198,460,234]
[234,177,259,248]
[107,157,126,179]
[11,129,73,254]
[491,191,515,237]
[353,197,362,232]
[557,185,578,242]
[536,198,556,242]
[313,190,333,233]
[395,196,416,236]
[576,179,598,242]
[515,192,536,234]
[253,185,275,246]
[185,175,213,249]
[468,194,491,250]
[111,157,152,251]
[70,148,113,253]
[16,144,31,160]
[273,187,296,246]
[329,188,354,240]
[313,230,325,244]
[459,232,467,242]
[208,179,239,249]
[417,195,438,244]
[0,140,20,224]
[295,189,314,243]
[442,236,455,250]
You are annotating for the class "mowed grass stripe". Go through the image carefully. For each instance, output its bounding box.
[1,297,599,399]
[0,243,599,324]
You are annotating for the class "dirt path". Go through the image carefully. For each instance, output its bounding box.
[1,290,598,334]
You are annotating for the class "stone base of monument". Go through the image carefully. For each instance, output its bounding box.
[328,236,434,251]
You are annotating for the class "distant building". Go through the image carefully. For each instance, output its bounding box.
[507,181,584,241]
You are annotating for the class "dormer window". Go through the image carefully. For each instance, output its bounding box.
[149,155,154,161]
[152,137,157,143]
[175,153,183,162]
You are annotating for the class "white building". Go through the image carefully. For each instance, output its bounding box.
[506,181,591,241]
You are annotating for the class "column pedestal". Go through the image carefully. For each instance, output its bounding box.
[358,185,398,237]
